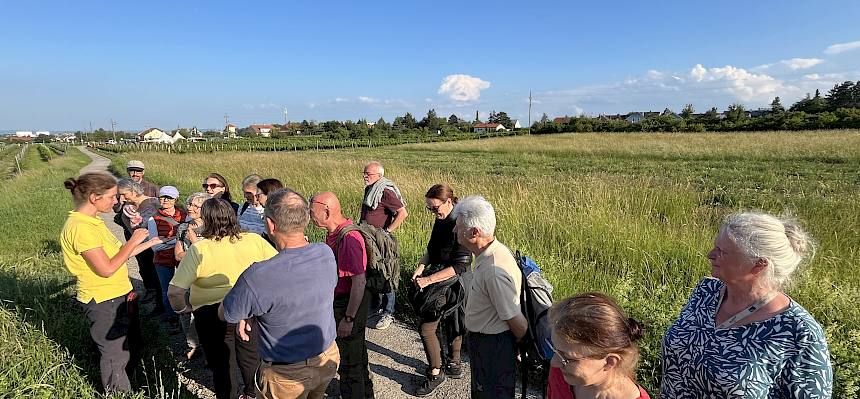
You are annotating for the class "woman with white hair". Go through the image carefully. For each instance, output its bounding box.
[661,212,832,398]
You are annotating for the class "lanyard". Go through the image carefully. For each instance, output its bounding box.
[715,289,778,330]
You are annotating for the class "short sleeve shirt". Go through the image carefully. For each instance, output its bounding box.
[360,187,404,229]
[661,278,833,398]
[60,211,132,303]
[325,220,367,296]
[170,232,277,308]
[222,243,338,363]
[465,239,522,334]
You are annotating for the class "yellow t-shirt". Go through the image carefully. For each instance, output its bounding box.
[170,232,277,309]
[60,211,133,303]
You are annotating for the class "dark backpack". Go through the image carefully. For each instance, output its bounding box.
[334,222,401,294]
[516,250,554,398]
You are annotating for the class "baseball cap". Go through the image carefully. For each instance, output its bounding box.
[127,160,146,171]
[159,186,180,199]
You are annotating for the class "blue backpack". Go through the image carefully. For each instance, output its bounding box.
[515,251,554,398]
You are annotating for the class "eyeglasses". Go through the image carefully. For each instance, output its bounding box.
[547,340,589,367]
[187,203,202,209]
[159,196,176,201]
[202,183,224,190]
[362,172,380,177]
[254,192,265,198]
[425,199,449,213]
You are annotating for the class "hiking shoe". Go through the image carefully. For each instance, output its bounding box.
[372,313,394,330]
[415,372,446,396]
[444,361,464,379]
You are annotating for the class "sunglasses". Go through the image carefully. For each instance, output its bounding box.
[159,196,176,201]
[202,183,224,190]
[425,199,449,213]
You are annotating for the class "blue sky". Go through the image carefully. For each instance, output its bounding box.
[2,0,860,131]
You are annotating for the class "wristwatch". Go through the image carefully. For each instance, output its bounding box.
[344,315,355,323]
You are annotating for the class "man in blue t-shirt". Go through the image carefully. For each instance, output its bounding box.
[221,189,340,399]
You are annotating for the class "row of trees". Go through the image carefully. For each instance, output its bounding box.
[534,80,860,133]
[246,109,519,140]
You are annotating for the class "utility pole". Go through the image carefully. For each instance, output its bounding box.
[110,119,117,143]
[528,91,532,135]
[283,107,288,126]
[224,114,229,136]
[88,121,92,143]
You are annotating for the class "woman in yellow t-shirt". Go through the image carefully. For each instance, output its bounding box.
[168,197,277,399]
[59,173,161,393]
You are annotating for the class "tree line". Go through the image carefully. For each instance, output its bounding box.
[532,80,860,133]
[234,109,518,140]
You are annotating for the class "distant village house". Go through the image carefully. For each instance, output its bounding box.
[250,124,274,138]
[473,123,507,133]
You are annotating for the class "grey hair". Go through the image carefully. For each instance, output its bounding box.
[241,174,262,190]
[451,195,496,237]
[117,177,145,196]
[721,212,815,291]
[185,192,212,208]
[365,161,384,176]
[264,188,310,233]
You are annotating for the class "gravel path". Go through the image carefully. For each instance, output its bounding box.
[77,147,539,398]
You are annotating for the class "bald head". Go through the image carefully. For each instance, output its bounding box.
[309,191,346,231]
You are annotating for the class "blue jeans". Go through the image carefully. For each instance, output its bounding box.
[381,291,395,315]
[155,265,176,317]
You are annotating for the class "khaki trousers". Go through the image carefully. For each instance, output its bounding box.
[257,341,340,399]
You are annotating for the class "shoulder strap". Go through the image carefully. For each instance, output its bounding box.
[332,224,361,260]
[154,212,181,227]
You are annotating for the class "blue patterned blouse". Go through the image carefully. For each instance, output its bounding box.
[661,278,832,398]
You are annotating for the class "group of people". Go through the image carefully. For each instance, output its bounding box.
[60,158,834,399]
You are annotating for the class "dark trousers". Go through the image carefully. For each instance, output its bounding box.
[136,248,162,305]
[81,292,141,393]
[334,290,374,399]
[467,330,517,399]
[193,303,259,398]
[122,225,161,304]
[235,317,261,397]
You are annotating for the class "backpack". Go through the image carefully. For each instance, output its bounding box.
[334,222,401,295]
[515,250,554,399]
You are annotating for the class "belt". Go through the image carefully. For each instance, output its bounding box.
[262,342,335,366]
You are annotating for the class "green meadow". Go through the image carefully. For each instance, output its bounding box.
[0,146,182,398]
[0,131,858,397]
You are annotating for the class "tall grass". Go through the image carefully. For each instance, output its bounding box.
[107,130,860,396]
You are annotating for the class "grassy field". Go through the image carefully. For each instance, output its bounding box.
[0,147,184,398]
[1,131,857,397]
[102,130,860,397]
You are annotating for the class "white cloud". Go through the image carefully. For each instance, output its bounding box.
[335,97,349,103]
[357,96,378,103]
[824,40,860,55]
[804,74,821,81]
[645,70,664,80]
[781,58,824,70]
[571,105,585,116]
[688,64,791,102]
[438,74,491,102]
